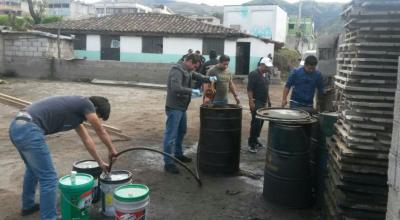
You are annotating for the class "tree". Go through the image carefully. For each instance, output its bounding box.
[26,0,47,24]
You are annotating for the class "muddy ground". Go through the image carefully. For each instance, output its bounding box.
[0,78,316,220]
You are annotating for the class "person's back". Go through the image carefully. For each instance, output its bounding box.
[27,96,95,135]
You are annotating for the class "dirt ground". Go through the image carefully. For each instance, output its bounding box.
[0,78,317,220]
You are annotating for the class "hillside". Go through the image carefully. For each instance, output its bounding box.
[138,0,345,34]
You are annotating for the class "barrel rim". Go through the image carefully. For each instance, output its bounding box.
[58,173,94,191]
[200,103,242,110]
[100,170,133,184]
[113,184,150,203]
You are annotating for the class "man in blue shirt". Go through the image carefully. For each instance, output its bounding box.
[282,55,324,111]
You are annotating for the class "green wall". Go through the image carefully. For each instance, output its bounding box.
[74,50,100,60]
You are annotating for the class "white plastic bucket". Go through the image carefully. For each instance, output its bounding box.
[113,184,150,220]
[99,170,132,217]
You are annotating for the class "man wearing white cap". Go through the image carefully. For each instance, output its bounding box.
[247,57,272,153]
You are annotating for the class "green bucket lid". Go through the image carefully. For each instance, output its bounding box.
[113,184,150,203]
[59,173,94,192]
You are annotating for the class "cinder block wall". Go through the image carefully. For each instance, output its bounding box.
[3,33,74,59]
[0,32,174,84]
[387,57,400,220]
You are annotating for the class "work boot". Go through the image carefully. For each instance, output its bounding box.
[21,203,40,216]
[164,164,180,174]
[255,141,265,149]
[175,155,192,163]
[248,144,258,153]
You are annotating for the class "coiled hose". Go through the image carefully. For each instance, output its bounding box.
[108,147,202,187]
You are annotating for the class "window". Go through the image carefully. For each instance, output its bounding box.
[73,34,86,50]
[202,38,224,55]
[289,24,295,30]
[142,37,163,54]
[62,3,69,8]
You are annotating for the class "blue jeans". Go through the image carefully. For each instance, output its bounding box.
[9,119,58,220]
[163,108,187,165]
[289,100,315,114]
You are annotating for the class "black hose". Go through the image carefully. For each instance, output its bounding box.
[108,147,202,187]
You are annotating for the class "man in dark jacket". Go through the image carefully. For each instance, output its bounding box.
[9,96,118,220]
[163,54,216,174]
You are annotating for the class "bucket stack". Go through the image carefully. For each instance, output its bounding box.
[324,0,400,219]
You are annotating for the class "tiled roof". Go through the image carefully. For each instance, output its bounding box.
[36,13,246,38]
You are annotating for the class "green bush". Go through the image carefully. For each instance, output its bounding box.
[41,16,62,24]
[273,48,301,80]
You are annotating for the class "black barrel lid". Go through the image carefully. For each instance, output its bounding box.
[100,170,132,184]
[256,108,315,124]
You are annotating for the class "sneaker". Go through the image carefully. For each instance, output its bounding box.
[248,145,258,153]
[255,141,265,149]
[21,203,40,216]
[175,155,192,163]
[164,164,180,174]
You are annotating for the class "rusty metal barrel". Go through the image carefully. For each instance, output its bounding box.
[198,104,242,175]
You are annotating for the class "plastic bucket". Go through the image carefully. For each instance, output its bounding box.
[113,184,150,220]
[59,172,94,220]
[73,160,103,203]
[100,170,132,217]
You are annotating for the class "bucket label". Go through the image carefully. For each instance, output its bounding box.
[115,209,146,220]
[105,192,113,205]
[77,189,93,209]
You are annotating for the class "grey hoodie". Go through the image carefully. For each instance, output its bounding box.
[166,62,209,110]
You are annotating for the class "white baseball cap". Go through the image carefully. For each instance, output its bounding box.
[260,57,273,67]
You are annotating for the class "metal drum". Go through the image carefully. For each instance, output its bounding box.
[198,104,242,175]
[257,108,315,208]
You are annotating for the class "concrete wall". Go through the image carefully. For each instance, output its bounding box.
[224,39,237,73]
[223,5,287,42]
[3,56,173,84]
[386,57,400,220]
[3,33,74,59]
[275,7,288,43]
[237,37,274,71]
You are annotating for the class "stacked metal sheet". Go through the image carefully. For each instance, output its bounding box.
[324,0,400,219]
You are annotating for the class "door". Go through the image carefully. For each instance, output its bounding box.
[101,35,120,61]
[236,42,250,75]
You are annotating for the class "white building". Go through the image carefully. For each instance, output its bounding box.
[223,5,287,72]
[36,13,279,75]
[189,15,221,25]
[152,5,173,15]
[93,0,152,17]
[46,0,95,20]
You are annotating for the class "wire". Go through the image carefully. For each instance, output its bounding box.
[108,147,202,187]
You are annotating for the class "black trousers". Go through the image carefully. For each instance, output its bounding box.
[248,102,265,145]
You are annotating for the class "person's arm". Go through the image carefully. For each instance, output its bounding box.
[75,123,112,173]
[229,78,240,105]
[247,73,255,111]
[192,71,211,83]
[282,87,290,108]
[170,69,193,95]
[248,90,255,111]
[282,70,295,107]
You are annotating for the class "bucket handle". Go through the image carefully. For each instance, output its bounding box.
[60,192,91,215]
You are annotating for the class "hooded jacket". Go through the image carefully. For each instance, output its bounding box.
[166,62,209,110]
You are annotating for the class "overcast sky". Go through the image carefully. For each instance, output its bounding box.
[175,0,351,6]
